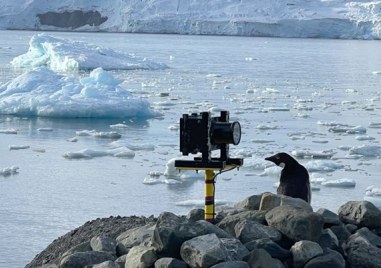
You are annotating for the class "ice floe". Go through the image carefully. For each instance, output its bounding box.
[328,125,367,134]
[365,186,381,196]
[305,160,344,172]
[163,158,203,182]
[75,130,121,139]
[9,145,30,150]
[0,67,160,118]
[63,147,135,159]
[321,178,356,188]
[291,150,335,159]
[0,166,19,176]
[349,145,381,157]
[11,33,168,72]
[369,122,381,128]
[0,128,17,134]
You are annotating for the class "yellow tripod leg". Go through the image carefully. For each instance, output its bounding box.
[204,169,215,222]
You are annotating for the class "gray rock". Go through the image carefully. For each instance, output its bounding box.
[92,260,119,268]
[90,236,117,255]
[210,261,250,268]
[59,251,116,268]
[290,240,323,268]
[216,210,267,236]
[244,238,290,260]
[329,224,351,245]
[345,223,358,234]
[234,194,263,210]
[116,223,155,250]
[317,229,339,250]
[124,245,157,268]
[304,248,345,268]
[180,233,229,268]
[234,219,282,244]
[344,234,381,268]
[259,192,313,212]
[61,240,92,259]
[193,220,232,239]
[338,201,381,229]
[244,248,284,268]
[220,238,249,261]
[265,205,324,242]
[315,208,341,226]
[187,208,204,222]
[115,254,127,268]
[154,257,187,268]
[354,227,381,247]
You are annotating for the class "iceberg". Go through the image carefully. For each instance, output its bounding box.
[0,67,161,118]
[11,33,168,72]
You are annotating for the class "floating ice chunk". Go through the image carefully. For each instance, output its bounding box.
[9,145,30,150]
[349,145,381,157]
[110,123,129,129]
[251,139,275,144]
[11,33,168,71]
[365,186,381,196]
[305,160,344,172]
[310,177,327,184]
[256,124,278,130]
[175,199,229,207]
[355,135,375,141]
[75,130,121,139]
[37,128,53,132]
[67,137,78,142]
[0,166,19,176]
[262,88,279,94]
[267,107,290,112]
[242,157,272,170]
[317,121,349,127]
[321,178,356,188]
[63,147,135,159]
[329,125,366,134]
[259,166,282,177]
[126,144,155,151]
[0,128,17,134]
[163,158,203,182]
[291,150,335,159]
[168,124,179,131]
[371,71,381,75]
[369,122,381,128]
[0,67,160,118]
[33,148,46,153]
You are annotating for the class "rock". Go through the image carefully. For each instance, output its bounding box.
[90,236,117,255]
[265,205,324,242]
[216,210,267,236]
[304,248,345,268]
[317,229,339,250]
[116,223,155,250]
[244,248,284,268]
[61,241,92,259]
[329,224,351,245]
[187,209,204,222]
[210,261,250,268]
[234,219,281,244]
[220,238,249,261]
[180,233,229,268]
[244,238,290,260]
[154,257,187,268]
[124,245,157,268]
[338,201,381,229]
[234,194,263,210]
[290,240,323,268]
[345,223,358,234]
[92,260,119,268]
[344,234,381,268]
[259,192,313,212]
[59,251,116,268]
[350,227,381,247]
[115,254,127,268]
[315,208,341,226]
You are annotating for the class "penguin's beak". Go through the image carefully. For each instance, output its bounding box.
[265,156,272,161]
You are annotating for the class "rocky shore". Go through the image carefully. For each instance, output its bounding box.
[27,192,381,268]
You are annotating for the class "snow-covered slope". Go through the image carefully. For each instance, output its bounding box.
[0,0,381,39]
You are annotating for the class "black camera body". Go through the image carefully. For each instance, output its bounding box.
[176,111,243,169]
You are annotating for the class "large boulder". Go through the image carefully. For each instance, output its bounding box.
[90,236,117,255]
[180,233,230,268]
[315,208,341,226]
[354,227,381,247]
[220,238,249,261]
[216,210,267,236]
[124,245,157,268]
[290,240,323,268]
[304,248,345,268]
[265,205,324,242]
[259,192,313,212]
[344,234,381,268]
[59,251,116,268]
[154,257,187,268]
[244,238,290,260]
[234,194,263,210]
[244,248,284,268]
[338,201,381,229]
[210,261,250,268]
[234,219,281,244]
[116,223,155,250]
[93,260,119,268]
[317,229,339,250]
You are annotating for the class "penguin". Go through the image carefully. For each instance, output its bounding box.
[265,152,311,203]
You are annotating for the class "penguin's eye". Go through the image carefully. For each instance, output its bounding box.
[275,155,280,160]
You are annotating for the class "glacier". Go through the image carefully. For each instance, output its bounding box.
[0,0,381,39]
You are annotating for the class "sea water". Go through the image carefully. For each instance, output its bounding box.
[1,30,381,267]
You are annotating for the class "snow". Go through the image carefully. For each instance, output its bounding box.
[0,67,161,118]
[11,33,168,72]
[1,0,381,39]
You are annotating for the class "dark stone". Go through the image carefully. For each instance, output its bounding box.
[315,208,341,226]
[210,261,250,268]
[244,248,284,268]
[234,194,263,210]
[59,251,115,268]
[216,210,267,236]
[344,235,381,268]
[235,219,281,244]
[244,238,290,260]
[154,257,187,268]
[351,227,381,247]
[304,248,345,268]
[187,208,204,222]
[338,201,381,229]
[329,224,351,245]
